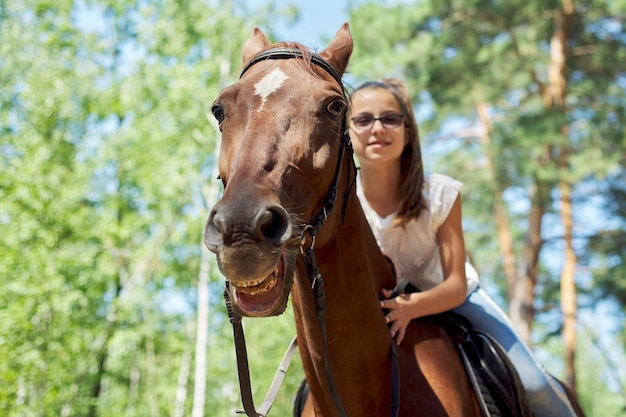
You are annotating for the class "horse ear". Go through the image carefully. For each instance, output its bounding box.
[242,27,271,64]
[318,23,353,76]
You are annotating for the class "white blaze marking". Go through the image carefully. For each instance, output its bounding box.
[254,68,288,111]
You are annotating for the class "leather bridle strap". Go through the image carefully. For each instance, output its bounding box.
[298,129,351,417]
[301,240,400,417]
[240,48,344,87]
[303,246,349,417]
[224,283,299,417]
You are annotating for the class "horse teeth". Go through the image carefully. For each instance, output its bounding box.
[240,277,265,287]
[234,272,277,294]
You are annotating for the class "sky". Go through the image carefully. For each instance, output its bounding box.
[250,0,351,48]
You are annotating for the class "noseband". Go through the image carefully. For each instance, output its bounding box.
[223,48,399,417]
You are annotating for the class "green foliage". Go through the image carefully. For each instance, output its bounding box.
[1,0,302,416]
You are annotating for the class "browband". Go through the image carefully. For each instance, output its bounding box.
[239,48,344,89]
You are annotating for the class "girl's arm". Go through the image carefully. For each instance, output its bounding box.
[380,194,468,344]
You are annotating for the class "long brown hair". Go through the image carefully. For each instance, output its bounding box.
[350,78,425,226]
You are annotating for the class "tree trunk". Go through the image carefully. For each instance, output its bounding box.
[476,101,544,344]
[559,175,578,392]
[551,0,578,392]
[190,50,229,415]
[88,350,107,417]
[192,245,210,417]
[510,179,547,343]
[476,103,518,301]
[476,102,543,343]
[174,351,192,417]
[144,309,160,417]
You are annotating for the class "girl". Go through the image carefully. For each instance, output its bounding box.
[348,78,577,417]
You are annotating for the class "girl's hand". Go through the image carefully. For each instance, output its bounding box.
[380,288,416,345]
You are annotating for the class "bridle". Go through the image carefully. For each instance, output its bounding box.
[223,48,400,417]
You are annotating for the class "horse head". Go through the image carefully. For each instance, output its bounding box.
[204,24,353,317]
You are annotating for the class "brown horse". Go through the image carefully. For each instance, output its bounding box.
[204,23,483,416]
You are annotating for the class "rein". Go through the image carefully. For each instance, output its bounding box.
[224,48,400,417]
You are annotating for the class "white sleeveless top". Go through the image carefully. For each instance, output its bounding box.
[357,172,479,295]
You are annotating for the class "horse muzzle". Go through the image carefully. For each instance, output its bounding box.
[204,195,297,316]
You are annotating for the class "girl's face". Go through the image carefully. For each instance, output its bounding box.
[349,87,408,168]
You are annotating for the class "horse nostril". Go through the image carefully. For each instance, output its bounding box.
[210,206,227,234]
[257,206,291,245]
[204,206,228,251]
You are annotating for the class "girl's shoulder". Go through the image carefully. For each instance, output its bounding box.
[422,173,463,226]
[423,172,463,197]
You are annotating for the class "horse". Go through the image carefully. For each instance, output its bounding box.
[203,23,482,416]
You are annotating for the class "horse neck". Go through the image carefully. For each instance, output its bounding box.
[292,194,397,415]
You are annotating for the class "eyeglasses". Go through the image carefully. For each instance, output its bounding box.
[350,113,405,132]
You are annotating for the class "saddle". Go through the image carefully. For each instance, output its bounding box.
[429,311,532,417]
[393,280,532,417]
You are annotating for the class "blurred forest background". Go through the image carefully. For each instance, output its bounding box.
[2,0,625,416]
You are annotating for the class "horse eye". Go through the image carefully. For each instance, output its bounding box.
[326,99,344,117]
[211,104,225,122]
